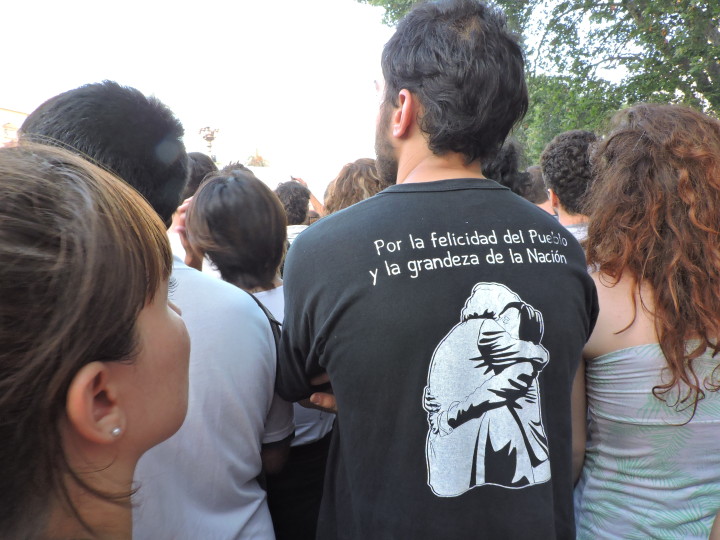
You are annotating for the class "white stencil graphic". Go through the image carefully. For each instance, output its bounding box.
[423,283,551,497]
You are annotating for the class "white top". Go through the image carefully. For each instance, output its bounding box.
[563,222,588,244]
[255,286,335,447]
[287,224,309,245]
[133,257,294,540]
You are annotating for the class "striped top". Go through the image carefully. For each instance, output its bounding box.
[575,343,720,539]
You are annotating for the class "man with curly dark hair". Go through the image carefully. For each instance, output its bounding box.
[540,130,597,242]
[275,180,311,244]
[276,1,597,537]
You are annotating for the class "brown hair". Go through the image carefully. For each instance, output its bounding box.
[186,167,287,291]
[0,144,172,537]
[585,103,720,411]
[324,158,385,215]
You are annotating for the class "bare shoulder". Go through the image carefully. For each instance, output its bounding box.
[583,272,658,359]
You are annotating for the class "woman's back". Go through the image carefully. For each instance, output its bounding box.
[576,341,720,538]
[575,103,720,538]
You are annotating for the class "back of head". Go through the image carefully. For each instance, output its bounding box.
[481,139,529,196]
[540,129,597,215]
[187,167,287,291]
[0,143,172,537]
[325,158,384,215]
[524,165,549,204]
[20,80,188,226]
[382,0,527,163]
[275,181,310,225]
[586,103,720,408]
[183,152,218,200]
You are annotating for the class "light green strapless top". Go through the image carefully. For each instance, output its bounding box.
[574,343,720,539]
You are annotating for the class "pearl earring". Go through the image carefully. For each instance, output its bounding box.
[111,427,122,438]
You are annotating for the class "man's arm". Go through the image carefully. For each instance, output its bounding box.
[261,433,293,475]
[262,390,295,474]
[571,357,587,485]
[275,236,328,402]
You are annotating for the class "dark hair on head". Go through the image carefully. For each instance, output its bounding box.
[186,167,287,291]
[182,152,218,200]
[20,80,188,227]
[523,165,549,204]
[325,158,384,214]
[585,103,720,412]
[481,139,529,196]
[275,181,310,225]
[540,129,597,215]
[0,143,172,538]
[382,0,527,163]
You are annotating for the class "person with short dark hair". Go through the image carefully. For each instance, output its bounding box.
[275,180,312,245]
[540,130,597,242]
[276,180,311,226]
[481,138,529,197]
[525,165,555,215]
[21,81,293,539]
[188,168,287,291]
[186,168,334,540]
[0,143,189,539]
[183,151,218,200]
[21,80,188,227]
[275,1,597,538]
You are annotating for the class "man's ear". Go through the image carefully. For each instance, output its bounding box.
[66,362,125,444]
[391,89,417,138]
[548,189,561,212]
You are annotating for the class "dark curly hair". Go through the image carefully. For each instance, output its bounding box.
[381,0,527,163]
[540,129,597,215]
[585,103,720,412]
[481,139,529,196]
[274,181,310,225]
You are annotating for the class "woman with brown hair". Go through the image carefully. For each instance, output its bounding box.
[573,104,720,537]
[324,158,386,215]
[0,144,190,538]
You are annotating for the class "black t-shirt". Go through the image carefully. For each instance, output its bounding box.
[277,179,598,539]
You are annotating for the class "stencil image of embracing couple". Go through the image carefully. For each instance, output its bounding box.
[423,282,551,497]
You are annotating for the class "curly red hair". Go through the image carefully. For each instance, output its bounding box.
[586,103,720,411]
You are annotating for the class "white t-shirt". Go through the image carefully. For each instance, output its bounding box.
[133,257,294,540]
[286,224,309,245]
[255,286,334,447]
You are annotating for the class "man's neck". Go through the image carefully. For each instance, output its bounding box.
[397,152,484,184]
[556,207,588,227]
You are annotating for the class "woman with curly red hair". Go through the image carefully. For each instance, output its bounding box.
[573,103,720,537]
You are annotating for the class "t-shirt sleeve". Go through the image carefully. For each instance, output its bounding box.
[262,392,295,444]
[276,238,325,402]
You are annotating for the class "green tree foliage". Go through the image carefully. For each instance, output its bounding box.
[531,0,719,112]
[359,0,720,158]
[517,74,623,163]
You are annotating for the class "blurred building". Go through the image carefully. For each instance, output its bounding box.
[1,108,28,147]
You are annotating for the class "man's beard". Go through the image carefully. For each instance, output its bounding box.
[374,103,398,187]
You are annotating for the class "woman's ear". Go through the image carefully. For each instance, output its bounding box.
[66,362,126,444]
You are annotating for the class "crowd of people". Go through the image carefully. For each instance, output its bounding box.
[1,0,719,538]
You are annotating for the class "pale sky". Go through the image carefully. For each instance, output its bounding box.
[3,0,395,196]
